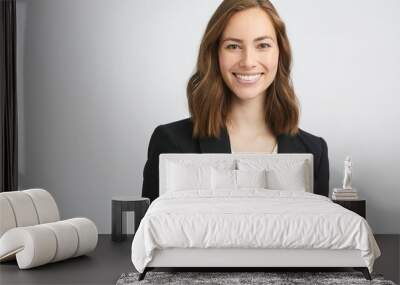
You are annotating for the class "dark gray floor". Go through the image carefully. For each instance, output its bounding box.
[0,234,399,285]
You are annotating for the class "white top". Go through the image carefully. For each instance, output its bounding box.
[231,143,278,154]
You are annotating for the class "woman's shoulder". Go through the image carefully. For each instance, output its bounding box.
[297,128,326,143]
[158,117,193,132]
[296,128,328,153]
[155,117,193,139]
[287,128,327,154]
[150,118,197,152]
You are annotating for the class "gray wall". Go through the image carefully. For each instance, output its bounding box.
[16,0,400,234]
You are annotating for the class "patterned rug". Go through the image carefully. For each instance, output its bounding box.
[116,271,397,285]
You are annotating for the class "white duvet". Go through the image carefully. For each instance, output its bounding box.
[131,190,381,273]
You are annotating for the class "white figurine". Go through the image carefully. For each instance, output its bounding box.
[342,156,352,190]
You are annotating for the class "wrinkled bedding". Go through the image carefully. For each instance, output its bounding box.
[131,189,380,273]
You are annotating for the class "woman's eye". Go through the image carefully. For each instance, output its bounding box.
[226,44,240,50]
[259,43,272,49]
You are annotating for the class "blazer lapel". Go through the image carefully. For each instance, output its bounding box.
[198,127,231,153]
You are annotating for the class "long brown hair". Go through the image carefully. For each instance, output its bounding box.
[187,0,300,139]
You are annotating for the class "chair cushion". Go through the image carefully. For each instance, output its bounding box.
[0,189,60,238]
[0,191,39,227]
[0,196,16,237]
[0,218,98,269]
[42,221,79,262]
[24,189,60,223]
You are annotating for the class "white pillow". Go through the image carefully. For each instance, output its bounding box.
[166,162,211,191]
[266,164,307,191]
[211,168,268,190]
[211,168,236,190]
[237,158,309,192]
[236,169,268,188]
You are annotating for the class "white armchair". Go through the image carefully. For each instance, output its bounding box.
[0,189,97,269]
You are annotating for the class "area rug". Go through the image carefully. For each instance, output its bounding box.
[116,271,397,285]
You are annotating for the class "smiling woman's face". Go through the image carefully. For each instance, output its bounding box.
[218,7,279,101]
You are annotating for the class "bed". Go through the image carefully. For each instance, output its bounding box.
[131,153,381,281]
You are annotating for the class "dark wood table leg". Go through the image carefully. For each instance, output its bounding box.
[112,200,124,241]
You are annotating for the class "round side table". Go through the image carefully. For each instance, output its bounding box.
[111,196,150,242]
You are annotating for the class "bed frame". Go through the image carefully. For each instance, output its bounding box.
[138,154,372,281]
[139,248,371,280]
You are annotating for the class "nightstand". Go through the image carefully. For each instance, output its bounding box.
[111,196,150,242]
[332,199,366,219]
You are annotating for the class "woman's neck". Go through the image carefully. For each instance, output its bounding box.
[226,95,271,137]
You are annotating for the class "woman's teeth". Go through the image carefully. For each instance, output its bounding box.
[233,73,262,83]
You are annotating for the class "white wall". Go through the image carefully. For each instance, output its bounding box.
[17,0,400,234]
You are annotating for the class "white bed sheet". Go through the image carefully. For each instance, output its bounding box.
[131,189,380,273]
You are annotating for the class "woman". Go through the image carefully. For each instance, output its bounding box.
[142,0,329,202]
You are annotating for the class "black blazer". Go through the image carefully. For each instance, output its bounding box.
[142,118,329,202]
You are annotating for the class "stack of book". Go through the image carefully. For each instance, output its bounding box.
[332,188,359,200]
